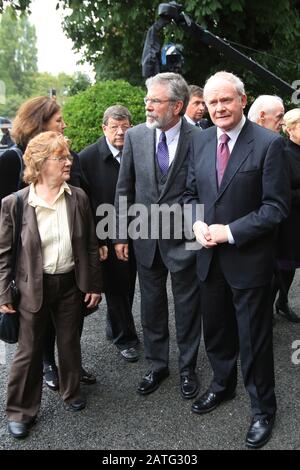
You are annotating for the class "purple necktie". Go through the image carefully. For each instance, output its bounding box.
[157,131,169,175]
[217,133,230,186]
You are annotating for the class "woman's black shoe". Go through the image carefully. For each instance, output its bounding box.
[43,364,59,391]
[275,300,300,323]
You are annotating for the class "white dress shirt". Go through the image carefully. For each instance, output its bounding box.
[28,182,74,274]
[106,138,122,163]
[155,119,182,166]
[217,115,246,244]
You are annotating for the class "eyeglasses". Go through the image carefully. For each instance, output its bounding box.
[47,155,73,164]
[106,125,131,132]
[143,97,175,106]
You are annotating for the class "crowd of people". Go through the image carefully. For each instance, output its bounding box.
[0,70,299,449]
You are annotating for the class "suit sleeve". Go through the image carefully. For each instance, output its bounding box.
[229,136,290,247]
[81,190,103,292]
[0,196,15,305]
[182,139,204,229]
[114,131,136,244]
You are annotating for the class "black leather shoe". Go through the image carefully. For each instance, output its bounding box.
[8,418,35,439]
[120,347,139,363]
[137,368,169,395]
[65,396,86,412]
[245,415,275,449]
[275,300,300,323]
[44,364,59,391]
[192,389,236,414]
[180,374,199,399]
[8,421,29,438]
[80,367,97,384]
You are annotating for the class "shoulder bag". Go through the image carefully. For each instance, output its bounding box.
[0,191,23,343]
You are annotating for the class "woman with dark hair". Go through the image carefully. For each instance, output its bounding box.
[0,96,85,205]
[0,96,96,387]
[0,131,102,438]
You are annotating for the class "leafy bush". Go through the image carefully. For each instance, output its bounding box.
[63,80,146,152]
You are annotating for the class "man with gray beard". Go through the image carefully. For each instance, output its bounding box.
[114,72,201,398]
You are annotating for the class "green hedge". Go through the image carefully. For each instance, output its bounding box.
[63,80,146,152]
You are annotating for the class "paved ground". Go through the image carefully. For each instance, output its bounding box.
[0,274,300,451]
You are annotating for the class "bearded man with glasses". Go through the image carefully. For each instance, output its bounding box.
[114,73,202,399]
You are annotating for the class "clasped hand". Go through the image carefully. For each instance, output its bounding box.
[193,221,228,248]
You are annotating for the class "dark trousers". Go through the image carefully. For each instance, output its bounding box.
[7,272,82,423]
[269,266,296,311]
[103,243,138,349]
[200,253,276,418]
[43,305,84,366]
[43,246,138,359]
[105,289,138,349]
[137,248,201,374]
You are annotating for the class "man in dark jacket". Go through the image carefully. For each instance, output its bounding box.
[79,105,139,362]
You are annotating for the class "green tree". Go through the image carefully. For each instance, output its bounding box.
[1,1,300,99]
[63,79,145,152]
[0,4,37,116]
[0,5,37,96]
[67,72,91,96]
[42,0,300,97]
[31,72,73,101]
[31,71,92,104]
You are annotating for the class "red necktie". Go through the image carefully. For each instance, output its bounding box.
[217,133,230,186]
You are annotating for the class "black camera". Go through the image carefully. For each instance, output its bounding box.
[141,2,185,78]
[161,43,184,74]
[158,2,184,23]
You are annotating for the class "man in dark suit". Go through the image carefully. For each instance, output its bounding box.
[183,71,290,448]
[79,105,139,362]
[184,85,210,130]
[114,73,201,399]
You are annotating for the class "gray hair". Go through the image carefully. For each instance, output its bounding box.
[203,71,245,100]
[248,95,284,122]
[282,108,300,135]
[145,72,189,116]
[103,105,132,125]
[188,85,204,99]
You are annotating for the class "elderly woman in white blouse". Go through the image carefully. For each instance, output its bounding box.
[0,131,102,438]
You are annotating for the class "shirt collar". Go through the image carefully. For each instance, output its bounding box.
[217,115,246,141]
[184,114,196,125]
[29,182,71,209]
[156,118,182,144]
[105,137,122,158]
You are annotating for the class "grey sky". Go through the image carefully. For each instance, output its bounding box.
[29,0,94,78]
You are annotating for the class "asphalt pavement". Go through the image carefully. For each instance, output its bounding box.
[0,274,300,451]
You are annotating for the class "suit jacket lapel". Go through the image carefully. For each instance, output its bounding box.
[98,137,119,168]
[145,127,159,196]
[217,119,254,200]
[65,190,76,239]
[204,129,219,198]
[23,189,42,248]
